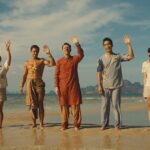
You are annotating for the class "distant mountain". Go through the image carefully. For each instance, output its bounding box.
[121,80,143,96]
[81,80,143,96]
[8,80,143,97]
[47,80,143,97]
[81,80,143,97]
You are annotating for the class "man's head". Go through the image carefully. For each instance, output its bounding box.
[103,37,113,53]
[62,43,71,57]
[30,45,40,59]
[148,48,150,57]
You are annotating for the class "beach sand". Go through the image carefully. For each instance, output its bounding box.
[0,98,150,150]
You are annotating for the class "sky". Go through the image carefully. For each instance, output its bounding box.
[0,0,149,93]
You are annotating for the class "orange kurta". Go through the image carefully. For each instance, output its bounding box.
[55,45,84,106]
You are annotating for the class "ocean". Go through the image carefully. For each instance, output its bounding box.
[4,95,149,127]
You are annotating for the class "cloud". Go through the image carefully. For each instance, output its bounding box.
[2,0,49,16]
[119,20,150,30]
[0,1,131,49]
[0,0,134,91]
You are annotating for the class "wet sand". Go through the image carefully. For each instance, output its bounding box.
[0,99,150,150]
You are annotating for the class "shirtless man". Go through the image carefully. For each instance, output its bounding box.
[20,45,56,129]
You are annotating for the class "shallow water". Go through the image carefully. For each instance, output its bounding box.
[1,95,150,150]
[4,95,149,127]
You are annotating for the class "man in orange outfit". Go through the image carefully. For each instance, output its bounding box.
[55,36,84,131]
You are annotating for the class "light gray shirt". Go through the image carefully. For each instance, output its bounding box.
[97,53,129,89]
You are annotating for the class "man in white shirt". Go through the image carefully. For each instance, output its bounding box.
[142,48,150,123]
[0,41,11,128]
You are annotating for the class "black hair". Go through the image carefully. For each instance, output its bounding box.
[62,42,71,50]
[148,48,150,53]
[0,56,1,62]
[103,37,113,46]
[30,45,40,53]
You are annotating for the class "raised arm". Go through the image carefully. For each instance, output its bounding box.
[20,62,28,95]
[71,36,84,62]
[5,40,11,66]
[123,35,134,61]
[43,45,56,67]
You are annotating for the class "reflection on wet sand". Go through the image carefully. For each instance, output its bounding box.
[0,129,4,146]
[59,132,83,150]
[100,134,122,150]
[0,126,150,150]
[32,129,45,145]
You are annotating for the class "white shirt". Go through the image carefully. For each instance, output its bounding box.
[0,61,9,88]
[142,60,150,86]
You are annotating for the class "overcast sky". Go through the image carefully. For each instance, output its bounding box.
[0,0,149,92]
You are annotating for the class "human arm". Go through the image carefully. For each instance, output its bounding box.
[43,45,56,67]
[71,36,84,62]
[54,61,60,96]
[122,35,134,61]
[20,62,28,95]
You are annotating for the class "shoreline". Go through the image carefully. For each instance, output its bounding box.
[0,97,149,150]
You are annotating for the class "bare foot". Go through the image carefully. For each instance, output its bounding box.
[115,127,121,131]
[32,124,37,128]
[100,126,106,131]
[60,127,67,131]
[39,124,44,130]
[74,127,79,131]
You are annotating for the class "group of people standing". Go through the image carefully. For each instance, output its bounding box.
[0,36,149,131]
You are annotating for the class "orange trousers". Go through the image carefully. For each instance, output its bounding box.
[60,105,81,128]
